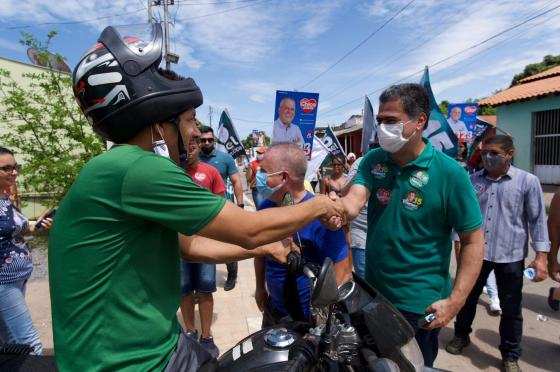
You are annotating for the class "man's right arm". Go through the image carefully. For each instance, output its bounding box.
[198,195,344,249]
[254,257,268,311]
[339,184,370,221]
[548,191,560,282]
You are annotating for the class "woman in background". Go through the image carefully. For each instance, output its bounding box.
[0,147,52,354]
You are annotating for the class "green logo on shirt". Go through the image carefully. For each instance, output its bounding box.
[409,170,429,189]
[402,190,423,211]
[371,163,389,179]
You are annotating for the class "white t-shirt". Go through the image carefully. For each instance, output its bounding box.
[272,118,304,147]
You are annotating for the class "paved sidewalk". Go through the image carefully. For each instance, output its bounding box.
[27,255,560,370]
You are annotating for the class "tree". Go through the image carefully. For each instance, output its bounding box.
[0,32,104,205]
[510,54,560,86]
[438,100,449,116]
[242,131,271,149]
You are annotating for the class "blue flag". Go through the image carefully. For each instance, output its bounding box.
[419,67,458,158]
[361,96,377,155]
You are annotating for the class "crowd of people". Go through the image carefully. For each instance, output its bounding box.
[0,23,559,372]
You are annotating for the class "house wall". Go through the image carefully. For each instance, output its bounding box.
[497,95,560,173]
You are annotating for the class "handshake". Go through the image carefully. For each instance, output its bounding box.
[313,192,348,230]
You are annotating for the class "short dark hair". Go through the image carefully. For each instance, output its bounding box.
[379,83,430,120]
[483,134,515,152]
[0,147,13,156]
[200,125,214,135]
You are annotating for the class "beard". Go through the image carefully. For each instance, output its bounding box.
[200,145,214,155]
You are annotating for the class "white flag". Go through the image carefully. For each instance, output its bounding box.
[305,136,330,182]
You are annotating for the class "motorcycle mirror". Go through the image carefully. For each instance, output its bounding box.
[311,258,339,307]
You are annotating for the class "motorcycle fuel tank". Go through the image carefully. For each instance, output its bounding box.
[217,327,301,371]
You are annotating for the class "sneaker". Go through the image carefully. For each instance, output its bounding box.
[185,329,198,340]
[224,275,237,291]
[503,358,521,372]
[445,336,470,355]
[200,336,219,358]
[489,296,502,316]
[548,287,560,311]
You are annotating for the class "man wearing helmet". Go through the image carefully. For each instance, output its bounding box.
[48,24,344,372]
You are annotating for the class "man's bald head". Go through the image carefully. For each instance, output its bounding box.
[263,143,307,182]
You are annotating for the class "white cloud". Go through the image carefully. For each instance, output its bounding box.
[237,80,278,103]
[0,37,25,53]
[297,0,342,40]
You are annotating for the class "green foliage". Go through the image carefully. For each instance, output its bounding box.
[242,131,270,149]
[438,100,449,116]
[0,32,104,206]
[510,54,560,86]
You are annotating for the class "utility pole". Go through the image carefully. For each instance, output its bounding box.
[152,0,179,69]
[208,106,214,129]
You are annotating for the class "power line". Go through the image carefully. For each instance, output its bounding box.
[298,0,416,90]
[4,7,146,29]
[174,0,269,21]
[322,0,559,103]
[318,2,560,118]
[175,0,260,4]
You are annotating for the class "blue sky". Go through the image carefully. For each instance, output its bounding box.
[1,0,559,138]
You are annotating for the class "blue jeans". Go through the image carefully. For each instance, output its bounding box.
[351,247,365,278]
[180,260,216,296]
[399,309,441,367]
[0,279,42,355]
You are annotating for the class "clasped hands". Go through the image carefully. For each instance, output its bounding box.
[316,192,347,230]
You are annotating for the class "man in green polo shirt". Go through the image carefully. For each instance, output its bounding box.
[49,24,344,372]
[333,83,484,367]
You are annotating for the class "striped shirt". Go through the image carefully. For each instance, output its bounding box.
[0,197,32,284]
[471,166,550,263]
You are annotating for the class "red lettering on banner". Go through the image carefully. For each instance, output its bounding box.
[300,98,317,113]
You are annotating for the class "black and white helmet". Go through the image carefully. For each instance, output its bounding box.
[73,23,203,142]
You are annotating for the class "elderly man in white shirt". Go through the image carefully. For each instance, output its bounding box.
[272,97,304,147]
[447,106,469,140]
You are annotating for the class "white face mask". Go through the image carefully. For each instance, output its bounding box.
[152,139,170,158]
[377,121,414,153]
[152,125,170,158]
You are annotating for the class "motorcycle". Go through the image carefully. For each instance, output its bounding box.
[217,254,444,371]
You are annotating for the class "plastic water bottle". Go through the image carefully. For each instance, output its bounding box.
[524,268,536,281]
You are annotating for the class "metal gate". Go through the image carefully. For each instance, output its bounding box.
[534,108,560,184]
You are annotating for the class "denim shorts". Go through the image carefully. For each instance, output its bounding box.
[180,260,216,296]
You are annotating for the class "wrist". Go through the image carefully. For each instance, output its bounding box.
[237,203,245,208]
[535,252,548,261]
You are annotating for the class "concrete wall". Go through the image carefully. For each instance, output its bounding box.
[496,95,560,172]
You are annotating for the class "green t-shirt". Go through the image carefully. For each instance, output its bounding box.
[354,140,482,314]
[48,145,226,372]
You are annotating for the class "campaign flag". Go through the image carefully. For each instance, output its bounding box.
[420,67,458,158]
[447,103,478,144]
[216,110,246,159]
[361,95,377,155]
[273,90,319,159]
[320,126,347,163]
[305,136,330,182]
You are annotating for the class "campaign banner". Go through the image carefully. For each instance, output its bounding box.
[447,103,478,144]
[320,126,347,163]
[420,67,458,158]
[305,136,330,182]
[217,110,246,159]
[272,90,319,159]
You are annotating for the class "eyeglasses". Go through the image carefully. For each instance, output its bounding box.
[0,164,21,173]
[200,138,214,144]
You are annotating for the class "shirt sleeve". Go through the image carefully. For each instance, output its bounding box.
[211,167,227,195]
[320,227,349,263]
[225,154,239,177]
[121,154,226,236]
[353,153,374,192]
[447,166,483,233]
[524,174,550,252]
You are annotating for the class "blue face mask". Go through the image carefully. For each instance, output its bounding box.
[256,171,284,200]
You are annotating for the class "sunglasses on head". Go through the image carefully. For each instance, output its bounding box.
[0,164,21,173]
